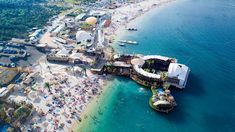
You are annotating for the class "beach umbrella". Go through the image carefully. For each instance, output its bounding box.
[29,92,37,98]
[165,89,171,94]
[85,17,97,25]
[43,122,49,127]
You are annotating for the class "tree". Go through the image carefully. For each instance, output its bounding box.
[44,82,51,92]
[0,0,67,41]
[163,83,170,90]
[0,108,7,120]
[160,72,167,81]
[80,23,92,30]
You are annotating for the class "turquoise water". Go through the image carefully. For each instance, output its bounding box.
[82,0,235,132]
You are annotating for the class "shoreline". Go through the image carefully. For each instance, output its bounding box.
[72,0,176,131]
[71,78,114,131]
[104,0,176,47]
[1,0,176,131]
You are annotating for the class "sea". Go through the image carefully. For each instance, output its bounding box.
[0,123,10,132]
[78,0,235,132]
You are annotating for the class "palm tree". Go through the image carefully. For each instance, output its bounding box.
[44,82,51,92]
[160,72,167,81]
[0,107,7,120]
[163,83,170,90]
[82,67,87,77]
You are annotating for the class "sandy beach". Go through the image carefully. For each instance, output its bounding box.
[6,0,175,131]
[72,0,176,131]
[10,56,109,131]
[71,80,114,131]
[104,0,176,43]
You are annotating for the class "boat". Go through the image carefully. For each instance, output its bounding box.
[127,28,138,31]
[118,43,125,47]
[118,40,138,45]
[118,40,127,43]
[127,41,138,45]
[149,88,176,113]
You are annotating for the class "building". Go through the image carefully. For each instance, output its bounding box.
[167,63,190,89]
[107,54,190,89]
[64,18,75,28]
[76,31,93,44]
[51,23,65,37]
[97,29,105,48]
[0,84,15,100]
[102,19,112,27]
[54,37,67,44]
[75,13,87,22]
[29,29,43,41]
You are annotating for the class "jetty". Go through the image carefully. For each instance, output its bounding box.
[92,54,190,113]
[96,54,190,89]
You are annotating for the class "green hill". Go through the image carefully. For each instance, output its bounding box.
[0,0,67,41]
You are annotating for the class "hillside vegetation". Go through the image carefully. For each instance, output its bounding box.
[0,0,66,41]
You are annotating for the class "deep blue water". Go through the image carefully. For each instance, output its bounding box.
[81,0,235,132]
[0,123,10,132]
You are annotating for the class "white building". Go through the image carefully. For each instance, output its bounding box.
[51,23,65,37]
[130,55,190,89]
[97,29,105,48]
[76,31,93,44]
[167,63,190,89]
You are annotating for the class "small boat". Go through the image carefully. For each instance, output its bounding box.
[127,41,138,45]
[118,40,127,43]
[118,43,125,47]
[127,28,138,31]
[118,40,138,45]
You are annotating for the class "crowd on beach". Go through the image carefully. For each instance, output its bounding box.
[14,60,106,132]
[104,0,175,42]
[5,0,176,131]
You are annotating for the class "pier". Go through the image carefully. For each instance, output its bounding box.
[97,54,190,89]
[92,54,190,113]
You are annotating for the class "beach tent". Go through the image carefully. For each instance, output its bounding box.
[85,17,97,25]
